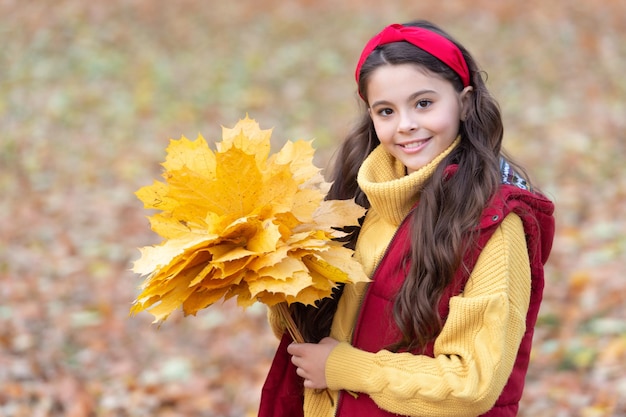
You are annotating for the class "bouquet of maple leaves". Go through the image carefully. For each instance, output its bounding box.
[131,116,368,343]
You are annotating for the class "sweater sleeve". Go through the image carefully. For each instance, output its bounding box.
[325,213,531,417]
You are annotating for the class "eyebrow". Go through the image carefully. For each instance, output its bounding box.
[369,89,437,108]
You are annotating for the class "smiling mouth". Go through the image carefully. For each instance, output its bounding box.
[400,138,430,149]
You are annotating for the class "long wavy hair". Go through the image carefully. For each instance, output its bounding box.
[292,20,524,350]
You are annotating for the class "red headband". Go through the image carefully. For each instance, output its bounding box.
[355,24,470,96]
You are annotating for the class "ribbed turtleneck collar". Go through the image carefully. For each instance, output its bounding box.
[357,137,460,225]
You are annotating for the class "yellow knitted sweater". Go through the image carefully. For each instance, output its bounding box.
[270,139,531,417]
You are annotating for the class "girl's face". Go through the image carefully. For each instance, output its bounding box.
[366,63,473,174]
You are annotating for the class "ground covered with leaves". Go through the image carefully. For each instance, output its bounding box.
[1,1,625,416]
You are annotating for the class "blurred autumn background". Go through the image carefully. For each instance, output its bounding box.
[1,0,625,416]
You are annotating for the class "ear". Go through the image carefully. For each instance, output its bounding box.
[459,86,474,121]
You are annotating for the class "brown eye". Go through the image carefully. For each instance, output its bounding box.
[416,100,432,109]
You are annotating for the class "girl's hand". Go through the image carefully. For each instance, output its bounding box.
[287,337,339,389]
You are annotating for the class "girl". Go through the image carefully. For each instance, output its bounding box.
[259,20,555,417]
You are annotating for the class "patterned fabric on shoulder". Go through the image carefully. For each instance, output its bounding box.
[500,157,530,191]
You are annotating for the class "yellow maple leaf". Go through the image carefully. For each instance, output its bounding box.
[219,115,272,165]
[131,116,368,324]
[162,134,216,175]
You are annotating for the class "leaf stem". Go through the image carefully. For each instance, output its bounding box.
[276,302,305,343]
[275,302,334,406]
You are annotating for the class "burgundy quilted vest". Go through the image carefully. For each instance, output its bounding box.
[259,184,555,417]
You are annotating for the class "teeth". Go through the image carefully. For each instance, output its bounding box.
[403,141,424,149]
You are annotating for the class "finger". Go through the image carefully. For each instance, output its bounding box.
[303,378,323,390]
[295,367,307,379]
[290,353,303,368]
[287,342,304,356]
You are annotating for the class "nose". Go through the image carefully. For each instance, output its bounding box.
[397,111,418,133]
